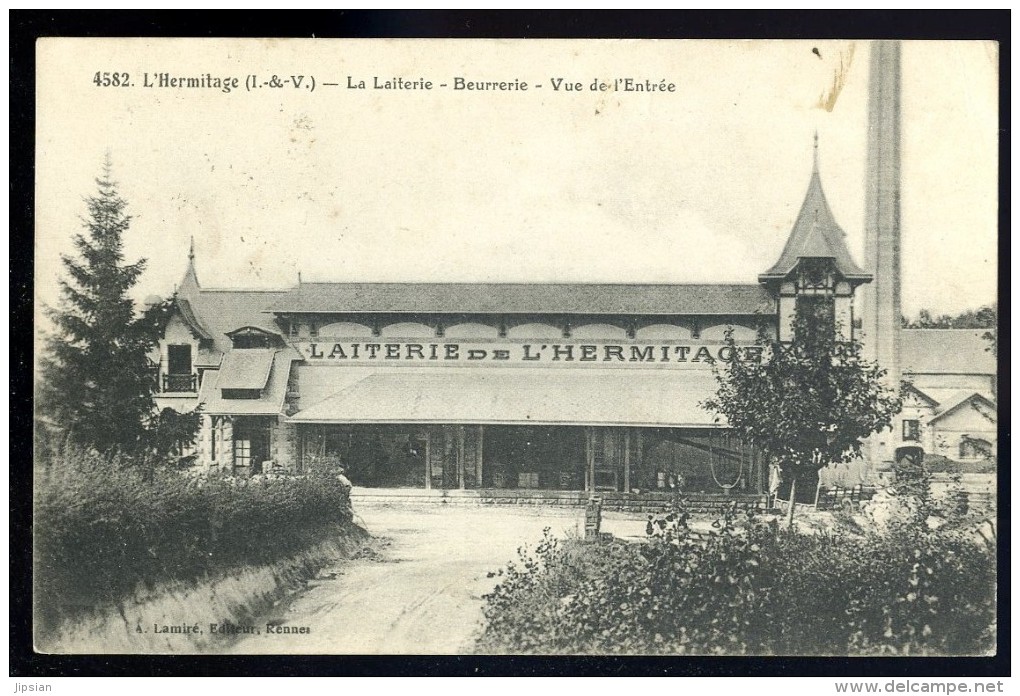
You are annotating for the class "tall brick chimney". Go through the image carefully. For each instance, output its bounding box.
[861,40,903,466]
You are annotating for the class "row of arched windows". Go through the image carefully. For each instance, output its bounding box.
[295,321,761,341]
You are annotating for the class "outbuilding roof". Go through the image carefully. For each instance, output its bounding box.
[264,282,775,316]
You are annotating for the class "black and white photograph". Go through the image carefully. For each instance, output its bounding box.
[27,34,1000,665]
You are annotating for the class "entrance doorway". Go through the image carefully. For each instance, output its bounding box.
[233,417,272,474]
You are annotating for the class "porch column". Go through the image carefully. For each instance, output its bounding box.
[424,430,432,490]
[636,430,644,490]
[585,427,595,493]
[476,425,484,487]
[623,429,631,493]
[457,426,466,490]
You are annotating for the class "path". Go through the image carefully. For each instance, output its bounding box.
[227,503,647,654]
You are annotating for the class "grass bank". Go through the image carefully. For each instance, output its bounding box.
[34,447,367,653]
[36,523,369,653]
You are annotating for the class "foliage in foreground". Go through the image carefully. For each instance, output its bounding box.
[702,305,902,510]
[477,504,995,656]
[34,447,354,634]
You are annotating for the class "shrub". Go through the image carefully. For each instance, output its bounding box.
[34,447,354,634]
[477,503,995,655]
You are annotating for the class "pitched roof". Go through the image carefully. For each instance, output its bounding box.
[179,287,291,354]
[929,391,997,424]
[288,369,724,427]
[265,282,775,316]
[760,169,870,281]
[901,329,997,376]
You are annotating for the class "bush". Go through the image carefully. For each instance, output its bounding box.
[477,503,995,655]
[34,447,354,633]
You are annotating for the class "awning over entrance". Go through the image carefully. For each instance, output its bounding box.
[288,370,723,428]
[216,349,276,390]
[198,349,298,415]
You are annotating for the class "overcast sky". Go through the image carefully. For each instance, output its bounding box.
[35,39,998,319]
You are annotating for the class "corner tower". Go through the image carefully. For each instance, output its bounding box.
[759,138,871,341]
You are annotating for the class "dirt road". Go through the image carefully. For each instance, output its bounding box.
[227,502,646,654]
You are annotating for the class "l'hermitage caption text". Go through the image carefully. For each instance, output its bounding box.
[91,71,679,95]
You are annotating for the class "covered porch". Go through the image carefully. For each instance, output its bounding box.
[288,368,764,498]
[295,422,763,497]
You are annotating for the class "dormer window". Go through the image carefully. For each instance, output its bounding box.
[227,326,277,349]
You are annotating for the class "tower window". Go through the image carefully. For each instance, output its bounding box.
[795,258,836,295]
[795,295,835,328]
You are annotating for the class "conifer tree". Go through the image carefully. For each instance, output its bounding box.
[39,158,157,453]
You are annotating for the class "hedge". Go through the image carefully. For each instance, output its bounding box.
[477,505,996,655]
[34,448,354,632]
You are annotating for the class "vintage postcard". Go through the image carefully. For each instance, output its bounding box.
[32,38,999,658]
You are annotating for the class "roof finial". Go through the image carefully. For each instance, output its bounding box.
[298,270,302,284]
[188,235,195,263]
[813,130,820,172]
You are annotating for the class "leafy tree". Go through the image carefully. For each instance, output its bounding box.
[703,302,902,526]
[39,158,159,453]
[902,303,997,330]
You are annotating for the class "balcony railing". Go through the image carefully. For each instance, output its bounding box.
[162,373,197,393]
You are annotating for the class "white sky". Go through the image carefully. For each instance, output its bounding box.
[35,39,998,318]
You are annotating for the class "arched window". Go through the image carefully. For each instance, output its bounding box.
[506,323,563,340]
[959,437,992,460]
[318,322,374,337]
[571,323,629,340]
[379,322,435,338]
[444,322,499,339]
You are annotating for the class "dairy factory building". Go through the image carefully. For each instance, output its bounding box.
[152,143,880,502]
[151,43,996,500]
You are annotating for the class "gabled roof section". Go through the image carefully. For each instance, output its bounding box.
[902,329,996,376]
[265,282,775,316]
[225,325,280,338]
[901,382,940,407]
[172,245,292,354]
[760,161,870,282]
[929,391,997,424]
[184,289,291,354]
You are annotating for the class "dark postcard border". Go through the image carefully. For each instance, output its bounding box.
[9,9,1010,679]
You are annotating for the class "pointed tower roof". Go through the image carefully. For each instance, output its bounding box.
[170,237,214,340]
[759,141,871,283]
[177,236,201,297]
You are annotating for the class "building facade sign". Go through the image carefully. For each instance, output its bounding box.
[295,340,764,367]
